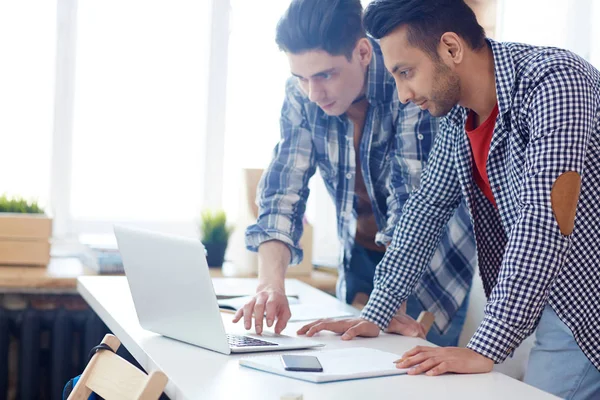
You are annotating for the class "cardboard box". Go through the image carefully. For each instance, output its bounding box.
[0,213,52,266]
[228,169,314,277]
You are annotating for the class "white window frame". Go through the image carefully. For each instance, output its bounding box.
[51,0,77,238]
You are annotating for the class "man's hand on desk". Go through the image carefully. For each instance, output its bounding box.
[297,317,381,339]
[395,347,494,375]
[386,302,427,339]
[296,311,425,340]
[232,283,291,335]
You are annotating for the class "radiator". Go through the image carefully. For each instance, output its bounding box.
[0,294,109,400]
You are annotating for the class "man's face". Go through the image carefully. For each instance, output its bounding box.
[380,26,460,117]
[287,44,368,116]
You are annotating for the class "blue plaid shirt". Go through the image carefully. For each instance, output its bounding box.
[246,39,476,332]
[361,39,600,369]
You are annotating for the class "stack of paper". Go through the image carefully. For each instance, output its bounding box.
[240,347,409,383]
[78,234,124,274]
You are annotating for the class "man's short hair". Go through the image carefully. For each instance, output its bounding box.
[363,0,486,59]
[276,0,365,60]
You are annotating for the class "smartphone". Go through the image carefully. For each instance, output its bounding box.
[280,355,323,372]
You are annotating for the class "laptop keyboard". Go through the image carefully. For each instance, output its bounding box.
[226,334,278,348]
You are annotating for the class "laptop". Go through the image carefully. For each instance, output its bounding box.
[114,225,325,355]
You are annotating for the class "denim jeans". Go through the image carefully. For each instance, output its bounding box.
[344,243,469,347]
[524,304,600,399]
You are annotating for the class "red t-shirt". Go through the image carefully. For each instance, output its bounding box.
[466,104,499,207]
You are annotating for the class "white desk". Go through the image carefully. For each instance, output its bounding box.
[77,276,557,400]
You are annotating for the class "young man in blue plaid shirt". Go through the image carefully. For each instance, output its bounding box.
[299,0,600,397]
[233,0,476,347]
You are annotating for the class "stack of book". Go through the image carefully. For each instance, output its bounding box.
[78,234,124,274]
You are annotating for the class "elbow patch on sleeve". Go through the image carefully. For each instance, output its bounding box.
[550,171,581,236]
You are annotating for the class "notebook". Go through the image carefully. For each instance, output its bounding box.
[239,347,409,383]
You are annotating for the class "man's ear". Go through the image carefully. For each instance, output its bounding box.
[439,32,464,65]
[355,37,372,67]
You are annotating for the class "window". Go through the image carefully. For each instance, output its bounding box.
[221,0,344,266]
[0,1,56,206]
[70,0,211,236]
[221,0,292,223]
[5,0,598,251]
[591,1,600,67]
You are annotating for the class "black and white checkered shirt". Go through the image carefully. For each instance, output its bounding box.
[361,39,600,369]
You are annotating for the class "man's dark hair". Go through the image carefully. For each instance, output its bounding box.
[275,0,365,60]
[363,0,486,59]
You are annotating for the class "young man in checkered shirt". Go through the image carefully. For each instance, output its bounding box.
[298,0,600,397]
[234,0,477,348]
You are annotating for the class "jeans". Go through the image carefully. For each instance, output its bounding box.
[344,243,469,347]
[524,304,600,399]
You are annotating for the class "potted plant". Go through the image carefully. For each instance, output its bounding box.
[0,195,52,266]
[199,210,233,268]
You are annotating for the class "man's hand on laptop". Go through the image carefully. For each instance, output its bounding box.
[232,283,291,335]
[296,307,426,340]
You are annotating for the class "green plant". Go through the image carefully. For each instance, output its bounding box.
[0,194,45,214]
[200,210,233,244]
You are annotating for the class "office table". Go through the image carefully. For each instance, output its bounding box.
[77,276,557,400]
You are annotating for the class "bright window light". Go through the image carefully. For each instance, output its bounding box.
[0,1,56,206]
[222,0,292,222]
[71,0,210,223]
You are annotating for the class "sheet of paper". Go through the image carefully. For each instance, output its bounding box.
[287,304,354,322]
[218,296,354,321]
[218,295,300,311]
[240,347,408,383]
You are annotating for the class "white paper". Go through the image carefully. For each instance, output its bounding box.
[240,347,408,383]
[218,295,300,311]
[287,304,354,322]
[218,296,354,322]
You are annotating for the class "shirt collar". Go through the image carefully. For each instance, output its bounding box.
[365,37,396,105]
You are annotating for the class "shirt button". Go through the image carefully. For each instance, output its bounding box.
[346,173,353,179]
[417,134,424,140]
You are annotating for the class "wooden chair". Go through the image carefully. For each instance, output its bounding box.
[67,334,168,400]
